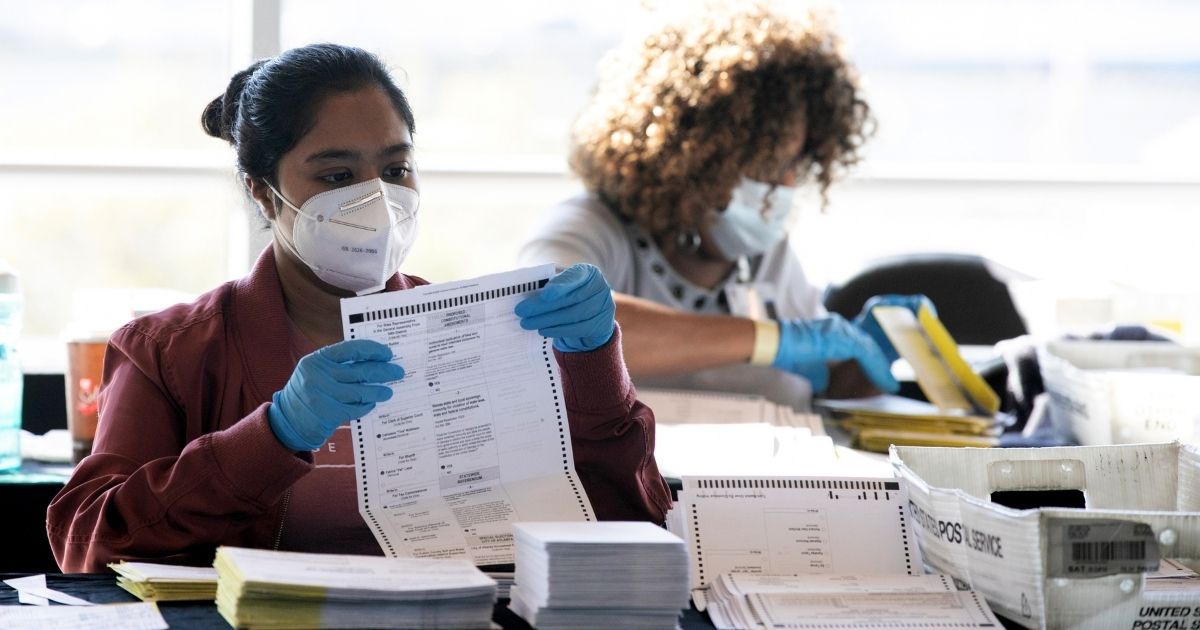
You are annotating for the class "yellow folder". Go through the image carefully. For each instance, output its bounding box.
[872,304,1000,417]
[817,304,1004,453]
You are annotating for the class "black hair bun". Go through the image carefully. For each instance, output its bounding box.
[200,60,267,143]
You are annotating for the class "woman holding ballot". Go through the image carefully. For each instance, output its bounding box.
[47,43,670,573]
[519,4,928,408]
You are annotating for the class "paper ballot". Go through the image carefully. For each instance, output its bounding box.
[737,591,1002,629]
[339,266,594,564]
[704,574,986,630]
[677,476,920,590]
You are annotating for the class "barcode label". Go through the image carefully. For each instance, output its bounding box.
[1047,518,1159,578]
[1071,540,1146,563]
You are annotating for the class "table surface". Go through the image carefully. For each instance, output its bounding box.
[0,459,72,485]
[0,572,1031,629]
[0,572,717,629]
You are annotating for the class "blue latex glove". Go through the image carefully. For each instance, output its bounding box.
[515,263,616,353]
[772,316,900,394]
[853,294,937,364]
[268,339,406,451]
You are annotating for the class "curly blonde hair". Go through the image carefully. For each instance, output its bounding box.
[570,4,873,238]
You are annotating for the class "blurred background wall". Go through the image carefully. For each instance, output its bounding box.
[2,0,1198,370]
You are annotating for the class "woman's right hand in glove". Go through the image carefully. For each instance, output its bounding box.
[268,339,405,451]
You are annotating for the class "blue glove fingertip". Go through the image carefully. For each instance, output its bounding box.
[858,350,901,394]
[539,282,563,302]
[366,384,394,403]
[867,366,901,394]
[546,264,593,297]
[385,362,406,382]
[541,276,576,302]
[514,296,538,317]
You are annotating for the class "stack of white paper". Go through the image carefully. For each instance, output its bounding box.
[214,546,497,629]
[483,569,514,598]
[509,522,689,629]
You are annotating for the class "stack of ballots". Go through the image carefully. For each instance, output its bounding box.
[109,560,218,601]
[509,521,689,629]
[214,546,497,629]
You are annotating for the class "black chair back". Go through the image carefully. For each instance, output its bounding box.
[823,253,1028,346]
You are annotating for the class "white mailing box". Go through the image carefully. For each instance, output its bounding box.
[1039,340,1200,446]
[892,442,1200,630]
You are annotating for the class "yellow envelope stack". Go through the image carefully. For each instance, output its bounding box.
[213,546,497,630]
[818,305,1007,452]
[109,561,218,602]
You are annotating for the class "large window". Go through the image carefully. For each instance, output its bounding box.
[1,1,235,158]
[798,0,1200,335]
[845,0,1200,169]
[3,0,1200,365]
[278,0,1200,170]
[0,0,241,356]
[280,0,643,164]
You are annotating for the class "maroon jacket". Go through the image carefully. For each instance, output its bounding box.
[47,248,671,572]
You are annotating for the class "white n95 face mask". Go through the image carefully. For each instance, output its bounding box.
[268,178,420,295]
[708,177,797,260]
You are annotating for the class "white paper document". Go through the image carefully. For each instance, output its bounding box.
[705,573,962,630]
[743,590,1002,629]
[679,476,919,590]
[715,573,955,597]
[3,575,94,606]
[340,266,594,564]
[6,574,49,606]
[0,602,167,630]
[16,590,47,606]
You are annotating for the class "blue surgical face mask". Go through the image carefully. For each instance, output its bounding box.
[708,177,797,260]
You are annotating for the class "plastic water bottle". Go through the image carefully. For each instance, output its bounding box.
[0,261,22,471]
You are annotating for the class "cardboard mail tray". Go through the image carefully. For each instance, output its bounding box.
[892,442,1200,630]
[1039,339,1200,446]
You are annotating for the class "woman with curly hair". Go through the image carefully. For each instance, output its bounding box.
[520,5,925,407]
